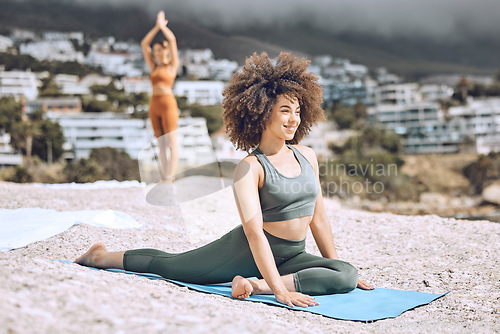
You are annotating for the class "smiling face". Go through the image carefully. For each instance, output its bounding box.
[152,43,170,64]
[266,94,301,142]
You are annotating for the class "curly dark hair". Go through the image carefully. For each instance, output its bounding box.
[222,52,325,151]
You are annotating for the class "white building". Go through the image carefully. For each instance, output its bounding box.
[43,31,84,45]
[0,70,38,100]
[370,83,421,106]
[79,74,113,88]
[180,49,222,80]
[448,98,500,154]
[374,67,401,85]
[53,74,88,95]
[47,111,216,168]
[183,63,211,80]
[173,81,225,105]
[119,77,151,95]
[10,29,36,42]
[0,35,13,52]
[176,117,218,166]
[180,49,214,64]
[0,132,23,167]
[19,40,85,63]
[47,112,150,160]
[313,55,333,67]
[86,50,142,77]
[420,84,454,102]
[53,73,114,95]
[24,97,82,114]
[368,98,500,154]
[208,59,239,81]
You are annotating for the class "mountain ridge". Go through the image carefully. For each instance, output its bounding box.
[0,0,497,79]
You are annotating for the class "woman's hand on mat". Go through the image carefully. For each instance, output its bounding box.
[357,279,375,290]
[275,291,319,308]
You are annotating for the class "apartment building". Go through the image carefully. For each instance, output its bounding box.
[0,133,22,167]
[19,40,84,63]
[173,81,225,106]
[0,70,38,100]
[370,83,421,106]
[368,98,500,154]
[24,97,82,114]
[47,112,150,160]
[47,112,215,169]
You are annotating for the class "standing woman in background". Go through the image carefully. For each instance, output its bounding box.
[142,10,179,183]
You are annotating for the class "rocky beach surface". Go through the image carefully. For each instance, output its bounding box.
[0,179,498,333]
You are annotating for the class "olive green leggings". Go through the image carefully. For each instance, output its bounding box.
[123,225,358,295]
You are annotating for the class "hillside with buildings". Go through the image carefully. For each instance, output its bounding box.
[0,0,499,79]
[1,16,500,221]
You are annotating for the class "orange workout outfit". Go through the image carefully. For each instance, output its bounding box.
[149,66,178,137]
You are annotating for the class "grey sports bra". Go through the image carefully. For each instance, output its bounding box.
[252,144,320,222]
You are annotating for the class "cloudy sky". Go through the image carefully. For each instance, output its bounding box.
[73,0,499,41]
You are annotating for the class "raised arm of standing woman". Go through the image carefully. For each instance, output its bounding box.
[156,11,179,76]
[141,19,160,71]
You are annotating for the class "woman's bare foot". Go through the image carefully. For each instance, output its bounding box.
[74,243,107,268]
[231,275,255,299]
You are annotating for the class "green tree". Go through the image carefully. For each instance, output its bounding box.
[463,153,500,194]
[188,104,224,134]
[324,126,410,200]
[129,93,150,119]
[39,75,63,97]
[9,120,38,157]
[89,82,132,111]
[453,77,470,104]
[63,158,104,183]
[31,119,65,163]
[82,98,114,113]
[175,96,189,110]
[0,52,101,77]
[88,147,140,181]
[327,102,367,130]
[0,96,22,134]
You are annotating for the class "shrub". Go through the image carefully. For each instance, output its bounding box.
[6,166,33,183]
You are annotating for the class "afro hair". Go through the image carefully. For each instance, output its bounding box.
[222,52,325,151]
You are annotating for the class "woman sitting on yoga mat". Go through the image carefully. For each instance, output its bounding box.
[75,52,373,308]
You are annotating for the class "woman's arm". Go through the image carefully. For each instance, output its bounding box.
[233,158,315,306]
[141,21,159,72]
[298,145,374,290]
[156,11,179,77]
[299,146,339,259]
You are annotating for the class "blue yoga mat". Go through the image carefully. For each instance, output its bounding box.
[61,260,449,322]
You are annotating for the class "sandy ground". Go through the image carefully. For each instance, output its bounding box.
[0,178,499,334]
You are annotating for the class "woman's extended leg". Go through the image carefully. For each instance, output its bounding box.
[75,226,261,284]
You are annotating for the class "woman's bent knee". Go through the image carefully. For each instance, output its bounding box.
[335,262,358,293]
[295,261,358,295]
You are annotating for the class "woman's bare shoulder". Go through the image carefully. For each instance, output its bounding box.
[292,145,317,164]
[234,153,262,182]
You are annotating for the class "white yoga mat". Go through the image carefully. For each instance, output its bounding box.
[0,208,142,251]
[34,180,145,189]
